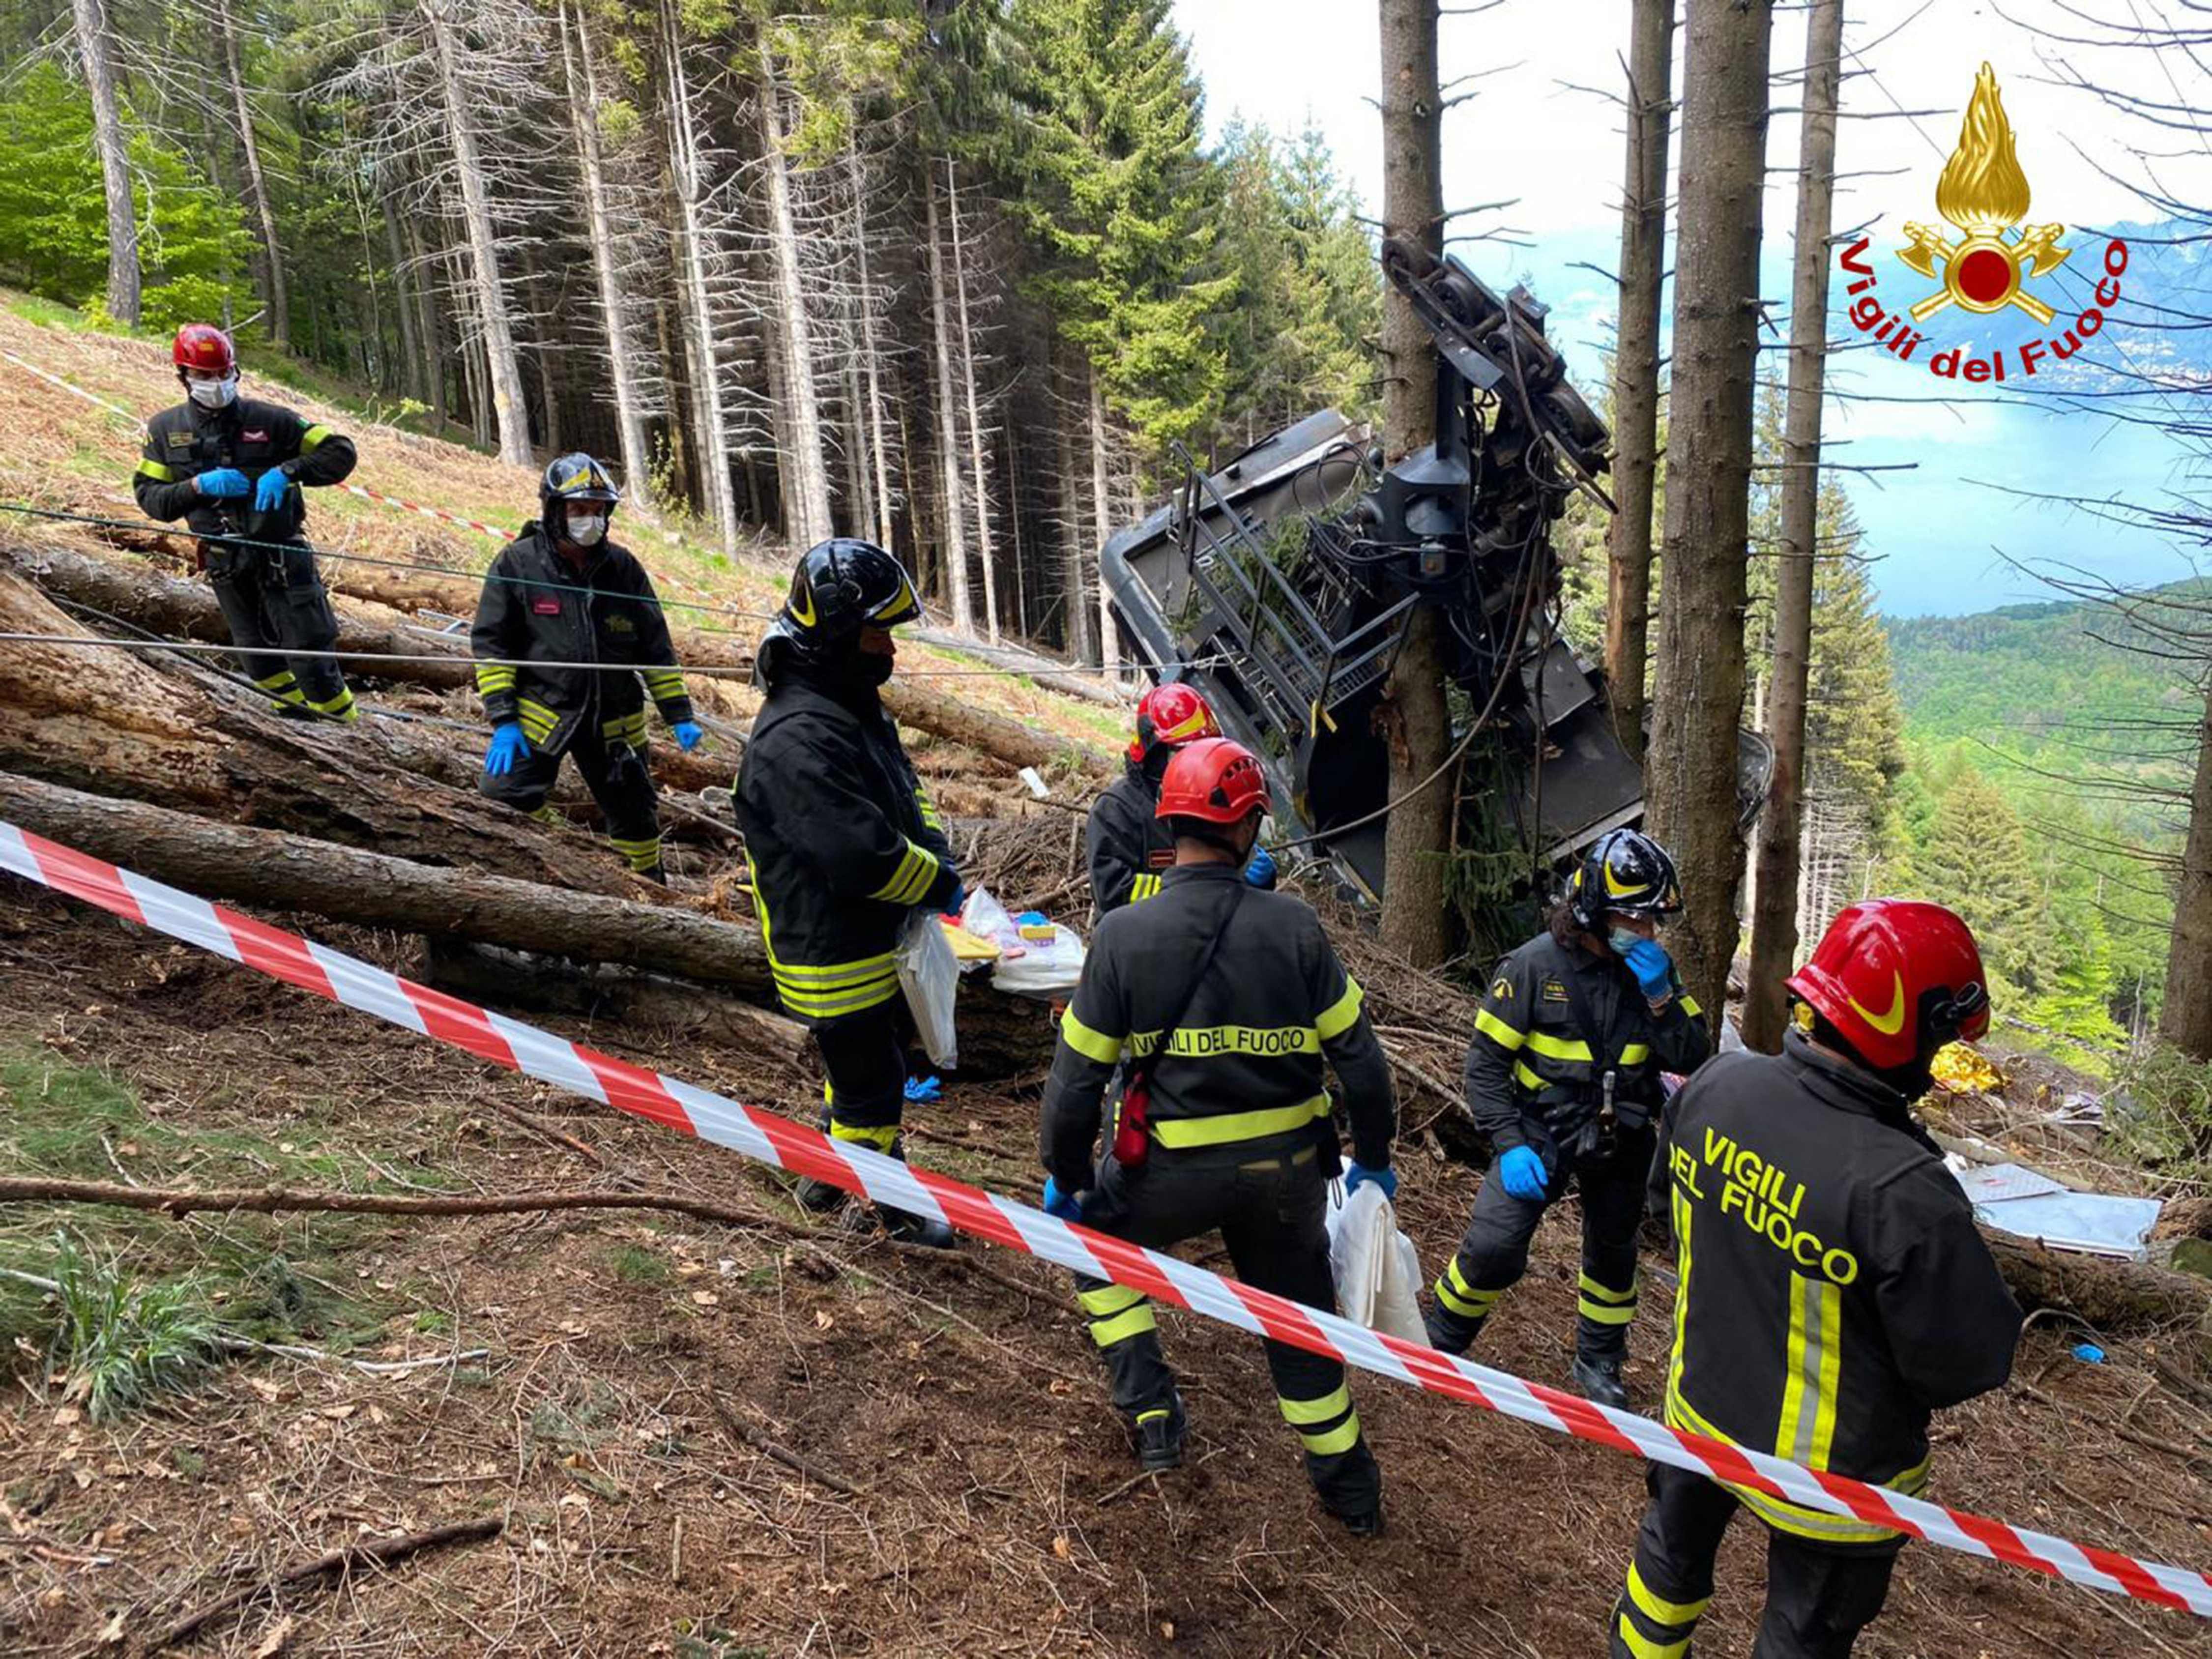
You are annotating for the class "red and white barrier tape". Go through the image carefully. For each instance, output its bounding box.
[1,821,2206,1620]
[334,482,510,542]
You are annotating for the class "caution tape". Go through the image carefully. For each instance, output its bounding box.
[333,481,511,542]
[1,821,2206,1621]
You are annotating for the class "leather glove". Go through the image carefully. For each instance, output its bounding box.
[194,467,250,499]
[1343,1162,1397,1201]
[484,722,528,777]
[1041,1176,1084,1222]
[1625,937,1675,1001]
[903,1075,943,1105]
[1498,1145,1549,1201]
[671,719,704,752]
[252,468,290,512]
[1244,845,1278,889]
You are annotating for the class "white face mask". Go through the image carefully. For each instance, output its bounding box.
[186,373,239,409]
[565,513,608,547]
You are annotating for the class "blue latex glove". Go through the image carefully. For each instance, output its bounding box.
[484,722,528,777]
[1344,1162,1397,1201]
[252,467,291,512]
[945,880,967,918]
[671,719,704,752]
[194,467,250,499]
[1498,1145,1549,1201]
[903,1075,943,1104]
[1244,844,1278,889]
[1041,1176,1084,1222]
[1624,937,1675,1000]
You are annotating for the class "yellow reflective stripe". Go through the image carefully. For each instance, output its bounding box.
[1278,1384,1351,1427]
[1525,1029,1596,1063]
[1579,1272,1636,1306]
[304,688,356,716]
[1128,1024,1320,1059]
[1615,1613,1690,1659]
[1078,1283,1146,1318]
[828,1122,898,1152]
[1621,1043,1652,1066]
[1667,1187,1692,1403]
[1089,1303,1157,1347]
[1778,1273,1844,1470]
[255,670,298,692]
[1473,1007,1526,1051]
[1129,873,1161,903]
[1627,1563,1709,1627]
[1579,1297,1637,1326]
[527,803,564,826]
[516,698,559,740]
[914,783,946,831]
[774,977,899,1018]
[1434,1257,1501,1317]
[771,954,899,987]
[1678,994,1703,1019]
[643,669,685,693]
[1314,976,1364,1041]
[1664,1389,1917,1544]
[868,839,939,905]
[475,665,518,692]
[1513,1060,1547,1092]
[136,457,176,482]
[1296,1411,1361,1457]
[300,423,334,451]
[1149,1095,1330,1149]
[1059,1010,1126,1065]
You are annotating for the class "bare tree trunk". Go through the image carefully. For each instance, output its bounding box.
[1375,0,1450,968]
[661,0,739,552]
[923,168,974,630]
[1604,0,1674,763]
[2162,681,2212,1058]
[757,50,833,551]
[1005,422,1028,637]
[1647,0,1777,1031]
[214,0,286,349]
[853,153,896,553]
[379,189,425,405]
[1055,357,1094,663]
[946,163,1001,643]
[563,1,654,506]
[70,0,140,326]
[422,0,530,464]
[1744,0,1843,1053]
[1087,367,1120,673]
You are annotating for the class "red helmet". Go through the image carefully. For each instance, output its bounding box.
[1129,682,1220,764]
[1787,900,1991,1071]
[1157,736,1270,825]
[173,323,235,376]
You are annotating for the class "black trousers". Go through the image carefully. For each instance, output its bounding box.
[1071,1138,1381,1518]
[480,725,663,874]
[207,540,353,719]
[1429,1123,1652,1362]
[813,1000,909,1146]
[1611,1462,1902,1659]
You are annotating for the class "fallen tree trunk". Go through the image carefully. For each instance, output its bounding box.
[1981,1230,2212,1337]
[0,771,767,987]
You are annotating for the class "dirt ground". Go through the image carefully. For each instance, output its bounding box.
[3,883,2210,1658]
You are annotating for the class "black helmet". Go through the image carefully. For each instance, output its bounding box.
[1568,827,1684,930]
[540,453,621,523]
[780,538,919,642]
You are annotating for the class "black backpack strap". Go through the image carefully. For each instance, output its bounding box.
[1130,880,1248,1093]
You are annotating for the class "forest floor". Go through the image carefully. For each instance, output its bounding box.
[0,296,2209,1657]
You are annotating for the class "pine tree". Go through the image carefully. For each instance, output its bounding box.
[1916,761,2039,991]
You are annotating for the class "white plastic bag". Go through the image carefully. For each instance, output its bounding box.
[896,907,960,1070]
[957,885,1087,1000]
[1326,1171,1429,1346]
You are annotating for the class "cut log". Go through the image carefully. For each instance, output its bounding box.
[0,771,769,988]
[1982,1231,2211,1341]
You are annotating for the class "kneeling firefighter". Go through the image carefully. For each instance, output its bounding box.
[1424,828,1711,1407]
[473,454,702,881]
[1611,901,2021,1659]
[734,540,962,1248]
[1086,683,1276,919]
[1040,737,1397,1533]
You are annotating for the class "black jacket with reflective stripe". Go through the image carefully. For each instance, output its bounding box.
[468,523,692,756]
[134,397,356,544]
[733,666,959,1026]
[1042,863,1396,1190]
[1464,931,1710,1151]
[1085,760,1177,919]
[1652,1033,2021,1542]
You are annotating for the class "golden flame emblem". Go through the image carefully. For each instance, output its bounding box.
[1898,64,2071,325]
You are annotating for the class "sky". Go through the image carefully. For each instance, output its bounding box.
[1171,0,2212,617]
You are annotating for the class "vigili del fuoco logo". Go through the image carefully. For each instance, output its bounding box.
[1838,62,2129,383]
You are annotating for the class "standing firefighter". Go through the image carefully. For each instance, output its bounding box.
[1423,828,1710,1407]
[1612,901,2020,1659]
[734,540,961,1249]
[472,454,702,881]
[1088,683,1275,916]
[1041,737,1397,1533]
[133,323,361,722]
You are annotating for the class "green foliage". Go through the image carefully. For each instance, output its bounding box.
[2106,1039,2212,1177]
[42,1231,223,1422]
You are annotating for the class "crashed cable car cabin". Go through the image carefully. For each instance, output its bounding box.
[1102,241,1773,931]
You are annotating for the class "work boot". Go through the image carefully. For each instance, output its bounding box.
[1133,1390,1187,1472]
[877,1203,957,1249]
[1572,1353,1630,1410]
[636,865,668,886]
[1334,1503,1386,1539]
[792,1175,846,1213]
[1422,1298,1477,1357]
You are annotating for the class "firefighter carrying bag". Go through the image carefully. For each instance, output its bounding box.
[1109,882,1247,1169]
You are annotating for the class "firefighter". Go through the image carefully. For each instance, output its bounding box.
[1610,901,2020,1659]
[734,539,961,1249]
[472,454,702,881]
[1041,736,1397,1533]
[133,323,361,722]
[1422,827,1710,1408]
[1088,683,1276,917]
